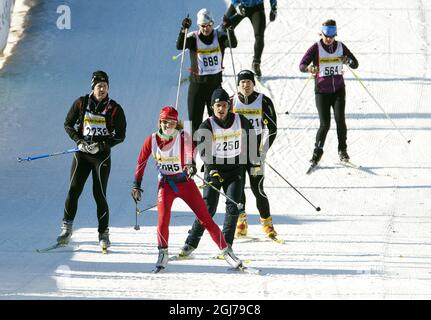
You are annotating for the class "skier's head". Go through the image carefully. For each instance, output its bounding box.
[320,19,337,45]
[159,106,182,136]
[211,88,230,121]
[237,69,256,96]
[197,8,214,36]
[91,70,109,101]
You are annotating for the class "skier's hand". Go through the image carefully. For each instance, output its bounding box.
[182,17,192,29]
[86,142,99,154]
[341,55,352,66]
[222,15,232,31]
[185,164,197,178]
[235,4,246,16]
[77,140,91,153]
[269,6,277,22]
[209,170,224,184]
[308,65,319,75]
[131,187,143,202]
[250,164,263,177]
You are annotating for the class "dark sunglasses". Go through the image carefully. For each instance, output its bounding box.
[199,23,213,29]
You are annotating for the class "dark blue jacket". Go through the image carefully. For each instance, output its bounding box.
[231,0,277,8]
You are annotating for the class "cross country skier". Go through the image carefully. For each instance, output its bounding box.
[176,8,237,136]
[131,106,243,272]
[299,19,358,167]
[231,69,278,239]
[224,0,278,77]
[178,88,260,258]
[57,70,127,252]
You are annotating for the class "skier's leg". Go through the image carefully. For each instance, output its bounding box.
[181,181,227,250]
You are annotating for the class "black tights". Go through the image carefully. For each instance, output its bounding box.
[63,151,111,233]
[226,4,266,64]
[314,88,347,151]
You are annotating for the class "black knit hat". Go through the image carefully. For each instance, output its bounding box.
[211,88,230,106]
[237,69,255,86]
[91,70,109,89]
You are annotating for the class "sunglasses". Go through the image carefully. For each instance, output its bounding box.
[322,33,335,39]
[199,23,213,29]
[160,120,177,125]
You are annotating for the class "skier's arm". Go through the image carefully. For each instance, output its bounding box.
[133,135,153,189]
[176,30,196,51]
[262,95,277,148]
[64,97,83,143]
[299,43,318,73]
[341,43,359,69]
[219,28,237,48]
[103,104,126,151]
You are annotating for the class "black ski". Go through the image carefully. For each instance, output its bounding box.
[306,162,318,174]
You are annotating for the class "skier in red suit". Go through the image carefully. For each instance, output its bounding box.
[131,106,243,271]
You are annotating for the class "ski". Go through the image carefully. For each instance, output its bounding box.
[101,247,108,254]
[306,162,318,174]
[36,243,80,253]
[268,235,286,244]
[152,266,166,274]
[212,255,252,264]
[228,265,261,275]
[235,235,260,241]
[339,160,360,169]
[169,255,193,261]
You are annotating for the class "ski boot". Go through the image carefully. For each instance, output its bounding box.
[56,220,73,245]
[178,243,195,258]
[260,216,278,239]
[310,147,323,166]
[222,246,243,269]
[338,149,350,162]
[99,228,110,253]
[154,248,169,272]
[235,211,248,237]
[252,62,262,77]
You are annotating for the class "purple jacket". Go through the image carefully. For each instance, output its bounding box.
[299,40,358,93]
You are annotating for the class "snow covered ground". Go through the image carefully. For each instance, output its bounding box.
[0,0,430,300]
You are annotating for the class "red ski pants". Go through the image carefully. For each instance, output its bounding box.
[156,180,227,250]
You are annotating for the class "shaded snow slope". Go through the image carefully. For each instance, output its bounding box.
[0,0,430,299]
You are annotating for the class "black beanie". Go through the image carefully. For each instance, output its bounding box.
[237,69,255,86]
[91,70,109,89]
[211,88,230,105]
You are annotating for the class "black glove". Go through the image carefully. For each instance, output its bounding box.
[208,170,224,184]
[185,164,197,178]
[341,55,353,66]
[269,6,277,22]
[131,187,143,202]
[222,15,232,30]
[235,4,246,16]
[182,16,192,29]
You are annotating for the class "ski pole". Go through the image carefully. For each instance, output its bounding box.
[266,161,321,212]
[17,147,79,162]
[133,199,140,231]
[226,27,238,95]
[194,174,244,210]
[348,67,411,144]
[285,75,312,114]
[175,16,189,110]
[172,49,189,61]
